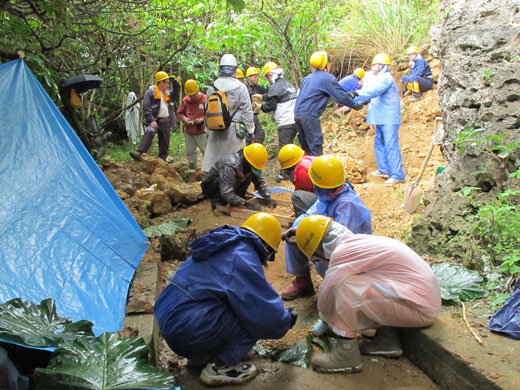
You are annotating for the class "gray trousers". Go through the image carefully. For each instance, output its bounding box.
[253,114,265,144]
[137,118,171,160]
[292,190,317,217]
[185,133,208,168]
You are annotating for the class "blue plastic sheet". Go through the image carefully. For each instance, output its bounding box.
[489,279,520,339]
[0,59,149,339]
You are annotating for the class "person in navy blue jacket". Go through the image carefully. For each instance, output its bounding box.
[400,46,433,99]
[154,212,296,386]
[294,51,363,156]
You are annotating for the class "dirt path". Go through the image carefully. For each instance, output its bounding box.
[147,89,444,388]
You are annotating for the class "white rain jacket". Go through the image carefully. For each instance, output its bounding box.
[125,92,142,144]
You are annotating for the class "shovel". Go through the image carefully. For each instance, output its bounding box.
[403,117,442,213]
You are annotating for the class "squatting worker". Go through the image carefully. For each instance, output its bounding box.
[294,50,363,156]
[201,143,277,213]
[154,212,298,386]
[177,79,207,170]
[294,215,441,374]
[245,67,268,144]
[280,155,372,300]
[130,71,179,161]
[261,62,299,182]
[201,54,254,172]
[401,46,433,100]
[277,144,317,216]
[355,53,405,185]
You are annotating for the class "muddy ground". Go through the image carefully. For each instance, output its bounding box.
[107,85,445,388]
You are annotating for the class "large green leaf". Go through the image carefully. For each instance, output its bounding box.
[0,298,94,348]
[142,218,191,238]
[264,334,314,368]
[34,332,175,389]
[431,263,485,302]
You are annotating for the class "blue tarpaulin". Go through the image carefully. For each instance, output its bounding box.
[0,59,149,338]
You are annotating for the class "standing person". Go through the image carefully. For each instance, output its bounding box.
[236,68,245,82]
[294,51,363,156]
[177,79,207,170]
[125,91,142,144]
[201,143,277,213]
[245,67,268,144]
[355,53,405,185]
[130,71,178,161]
[334,68,365,116]
[293,215,441,373]
[201,54,254,172]
[401,46,433,99]
[155,212,297,386]
[261,62,299,181]
[280,155,372,300]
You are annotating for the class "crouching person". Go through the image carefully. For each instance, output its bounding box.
[201,143,276,213]
[293,215,441,373]
[154,212,297,386]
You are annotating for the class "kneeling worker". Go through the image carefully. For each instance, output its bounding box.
[155,212,297,386]
[201,143,276,212]
[294,215,441,373]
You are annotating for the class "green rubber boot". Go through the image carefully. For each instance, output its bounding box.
[311,337,363,373]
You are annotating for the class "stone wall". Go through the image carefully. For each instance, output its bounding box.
[408,0,520,259]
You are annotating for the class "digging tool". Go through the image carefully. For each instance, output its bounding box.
[403,117,443,213]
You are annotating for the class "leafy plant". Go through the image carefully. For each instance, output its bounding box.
[34,332,175,389]
[143,218,192,237]
[482,69,495,85]
[431,263,485,302]
[0,298,94,348]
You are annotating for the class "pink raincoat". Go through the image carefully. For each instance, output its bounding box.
[318,230,441,337]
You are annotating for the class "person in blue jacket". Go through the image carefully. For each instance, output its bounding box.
[355,53,405,185]
[335,67,365,116]
[280,155,372,300]
[401,46,433,99]
[294,51,363,156]
[154,212,296,386]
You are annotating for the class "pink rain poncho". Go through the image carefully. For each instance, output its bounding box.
[318,229,441,337]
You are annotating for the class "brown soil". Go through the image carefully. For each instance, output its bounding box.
[114,86,444,388]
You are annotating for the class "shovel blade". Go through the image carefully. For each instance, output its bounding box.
[403,182,422,213]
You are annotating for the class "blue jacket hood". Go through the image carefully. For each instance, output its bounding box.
[190,225,268,262]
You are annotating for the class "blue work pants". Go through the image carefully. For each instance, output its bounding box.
[374,124,405,181]
[295,115,323,156]
[401,75,433,92]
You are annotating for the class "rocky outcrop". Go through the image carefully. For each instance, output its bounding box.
[408,0,520,258]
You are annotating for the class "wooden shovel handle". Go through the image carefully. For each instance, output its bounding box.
[415,140,436,186]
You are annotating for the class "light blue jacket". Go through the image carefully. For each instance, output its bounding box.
[356,66,401,125]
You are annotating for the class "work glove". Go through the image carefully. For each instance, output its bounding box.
[244,200,261,211]
[246,133,254,144]
[281,228,297,242]
[252,101,262,113]
[264,196,277,209]
[349,91,359,99]
[287,306,298,329]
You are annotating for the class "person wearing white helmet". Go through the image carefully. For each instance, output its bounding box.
[201,54,255,172]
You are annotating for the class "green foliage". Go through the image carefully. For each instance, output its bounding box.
[335,0,440,61]
[34,332,175,389]
[143,218,192,237]
[431,263,485,303]
[0,298,94,348]
[482,69,495,85]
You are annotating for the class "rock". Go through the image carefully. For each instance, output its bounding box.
[159,228,197,261]
[165,181,204,204]
[150,190,172,215]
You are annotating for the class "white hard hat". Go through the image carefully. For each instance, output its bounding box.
[220,54,237,67]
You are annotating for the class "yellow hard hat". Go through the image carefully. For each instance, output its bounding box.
[308,155,346,189]
[372,53,391,65]
[184,79,199,95]
[296,215,333,259]
[246,67,260,77]
[310,51,328,70]
[278,144,304,169]
[242,212,282,251]
[155,71,170,83]
[354,68,365,79]
[244,143,268,170]
[407,46,420,55]
[236,69,244,79]
[262,61,279,76]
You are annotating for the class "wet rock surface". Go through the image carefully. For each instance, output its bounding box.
[408,0,520,257]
